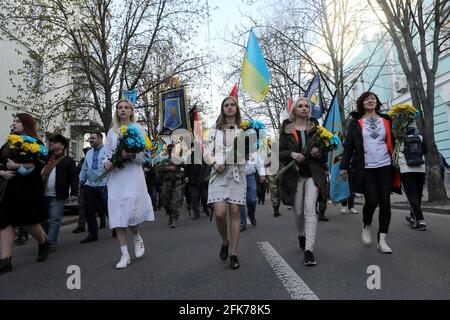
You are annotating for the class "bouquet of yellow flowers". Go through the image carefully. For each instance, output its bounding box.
[387,104,419,168]
[6,134,48,163]
[274,125,341,180]
[0,134,48,201]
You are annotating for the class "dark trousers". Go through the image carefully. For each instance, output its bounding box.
[77,188,86,228]
[149,183,161,210]
[341,193,355,209]
[342,171,355,208]
[190,184,201,218]
[362,165,392,234]
[190,184,209,217]
[257,181,266,204]
[184,184,191,207]
[84,186,108,237]
[401,172,425,222]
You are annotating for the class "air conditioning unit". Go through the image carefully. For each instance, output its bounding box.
[394,78,408,93]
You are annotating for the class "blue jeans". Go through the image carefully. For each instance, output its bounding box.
[45,197,66,245]
[240,174,257,225]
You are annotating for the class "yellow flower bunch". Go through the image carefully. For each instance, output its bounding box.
[23,141,40,153]
[239,120,250,130]
[6,134,47,163]
[316,125,333,147]
[119,125,128,135]
[143,135,153,150]
[7,134,24,148]
[388,104,417,117]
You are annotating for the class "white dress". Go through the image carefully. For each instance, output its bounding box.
[204,125,246,205]
[103,125,154,228]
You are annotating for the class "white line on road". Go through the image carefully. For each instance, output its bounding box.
[257,241,319,300]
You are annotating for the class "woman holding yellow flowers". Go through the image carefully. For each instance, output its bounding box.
[103,99,154,269]
[0,114,50,275]
[388,104,427,231]
[340,91,401,254]
[279,97,329,266]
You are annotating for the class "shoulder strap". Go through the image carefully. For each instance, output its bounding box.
[358,118,364,129]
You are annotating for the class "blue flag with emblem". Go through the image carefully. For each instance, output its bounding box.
[122,89,138,105]
[305,74,324,119]
[323,93,349,203]
[160,87,191,135]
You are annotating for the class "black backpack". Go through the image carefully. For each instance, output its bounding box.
[403,128,425,166]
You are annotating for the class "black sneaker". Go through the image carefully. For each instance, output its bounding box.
[304,250,317,266]
[405,215,415,226]
[220,244,229,260]
[80,234,98,243]
[0,257,12,275]
[229,255,240,270]
[37,240,51,262]
[298,235,306,251]
[318,214,329,222]
[411,221,427,231]
[250,218,257,226]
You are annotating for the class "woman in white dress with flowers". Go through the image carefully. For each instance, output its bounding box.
[103,99,154,269]
[204,96,246,270]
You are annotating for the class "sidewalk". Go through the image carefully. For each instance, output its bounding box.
[354,185,450,215]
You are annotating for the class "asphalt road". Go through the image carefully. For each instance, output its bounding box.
[1,198,449,300]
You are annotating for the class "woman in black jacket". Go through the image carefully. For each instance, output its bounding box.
[279,97,328,266]
[0,114,50,275]
[340,91,400,254]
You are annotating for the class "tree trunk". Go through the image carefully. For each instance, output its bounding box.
[420,99,448,202]
[103,96,113,132]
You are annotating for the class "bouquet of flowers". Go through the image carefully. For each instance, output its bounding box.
[0,134,48,201]
[6,134,48,163]
[97,124,152,183]
[274,125,341,180]
[387,104,420,168]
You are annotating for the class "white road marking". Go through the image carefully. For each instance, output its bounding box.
[257,241,319,300]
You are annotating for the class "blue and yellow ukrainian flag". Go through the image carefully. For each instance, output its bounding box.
[241,30,270,102]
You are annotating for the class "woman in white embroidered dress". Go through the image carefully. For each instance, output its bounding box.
[205,96,246,270]
[103,99,154,269]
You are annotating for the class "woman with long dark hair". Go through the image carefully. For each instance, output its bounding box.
[204,96,245,270]
[340,91,400,253]
[0,114,50,274]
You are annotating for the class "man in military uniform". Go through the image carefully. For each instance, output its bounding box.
[157,144,183,228]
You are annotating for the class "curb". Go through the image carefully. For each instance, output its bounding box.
[62,217,79,227]
[354,202,450,215]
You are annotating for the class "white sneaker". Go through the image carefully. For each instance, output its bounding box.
[115,254,131,269]
[340,205,347,214]
[362,225,372,246]
[134,237,145,258]
[350,208,358,214]
[377,233,393,253]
